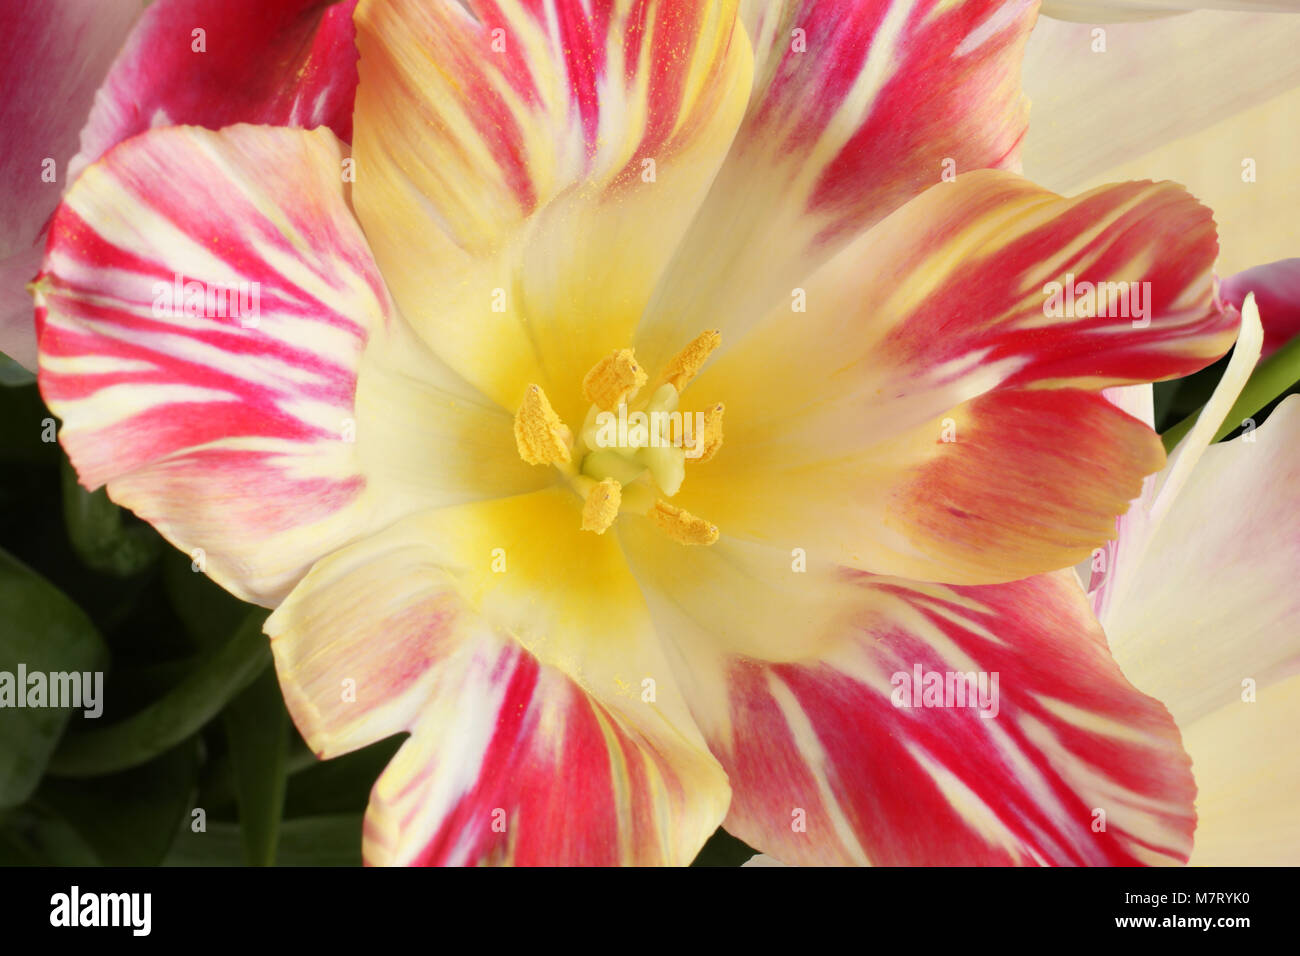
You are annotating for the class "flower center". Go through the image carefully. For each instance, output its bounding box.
[512,330,725,544]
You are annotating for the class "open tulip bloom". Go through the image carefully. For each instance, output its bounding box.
[12,0,1300,866]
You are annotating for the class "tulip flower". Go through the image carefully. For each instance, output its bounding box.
[32,0,1250,865]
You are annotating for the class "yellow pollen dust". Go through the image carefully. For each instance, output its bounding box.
[582,348,647,410]
[513,384,571,466]
[581,478,622,534]
[648,500,719,546]
[692,402,724,463]
[657,328,720,392]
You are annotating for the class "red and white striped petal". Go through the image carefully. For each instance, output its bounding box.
[350,0,753,412]
[0,0,140,370]
[366,639,727,866]
[69,0,359,184]
[36,124,393,606]
[814,171,1232,397]
[636,0,1037,369]
[674,170,1234,585]
[633,561,1197,866]
[267,499,730,866]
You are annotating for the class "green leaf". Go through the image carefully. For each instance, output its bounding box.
[162,548,253,653]
[0,354,35,388]
[0,384,58,465]
[0,804,100,865]
[1151,355,1228,434]
[195,735,313,821]
[283,735,403,818]
[47,609,270,777]
[1163,329,1300,451]
[0,548,107,808]
[60,456,162,577]
[37,739,200,865]
[274,815,364,867]
[100,658,198,716]
[224,667,289,866]
[690,827,756,866]
[163,815,363,867]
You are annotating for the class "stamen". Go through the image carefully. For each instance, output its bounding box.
[581,478,622,534]
[658,329,720,392]
[513,384,572,465]
[582,348,647,411]
[531,330,730,539]
[690,402,724,463]
[648,500,719,546]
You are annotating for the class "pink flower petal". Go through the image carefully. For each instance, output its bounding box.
[349,0,752,411]
[638,0,1038,367]
[646,568,1197,865]
[1220,258,1300,360]
[0,0,140,369]
[267,499,731,866]
[672,170,1234,585]
[70,0,359,182]
[36,125,388,605]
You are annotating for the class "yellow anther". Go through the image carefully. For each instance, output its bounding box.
[648,500,719,546]
[657,329,720,392]
[514,384,572,465]
[689,402,724,463]
[581,478,622,534]
[582,348,648,411]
